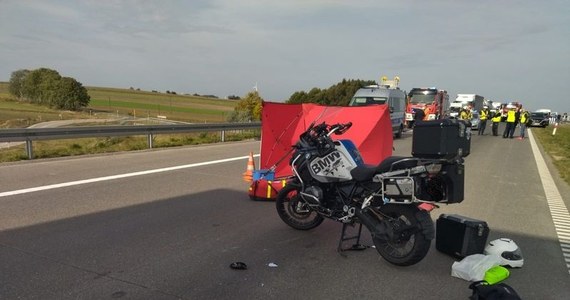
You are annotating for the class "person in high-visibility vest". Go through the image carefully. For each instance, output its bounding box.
[519,109,530,140]
[503,107,517,138]
[459,107,468,120]
[491,110,502,136]
[478,106,490,135]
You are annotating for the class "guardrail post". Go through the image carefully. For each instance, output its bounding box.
[148,133,154,149]
[221,130,225,142]
[26,139,34,160]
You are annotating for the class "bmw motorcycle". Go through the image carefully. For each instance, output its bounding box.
[276,121,467,266]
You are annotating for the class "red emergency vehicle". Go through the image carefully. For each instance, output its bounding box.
[405,87,449,127]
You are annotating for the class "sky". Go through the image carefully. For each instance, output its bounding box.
[1,0,569,113]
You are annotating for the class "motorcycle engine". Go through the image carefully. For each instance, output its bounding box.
[300,186,323,205]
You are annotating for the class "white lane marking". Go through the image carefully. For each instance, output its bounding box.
[528,129,570,275]
[0,155,256,198]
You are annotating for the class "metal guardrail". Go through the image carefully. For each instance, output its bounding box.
[0,122,261,159]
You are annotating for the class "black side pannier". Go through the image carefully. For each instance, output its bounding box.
[412,119,471,160]
[436,214,489,258]
[416,161,465,203]
[441,162,465,203]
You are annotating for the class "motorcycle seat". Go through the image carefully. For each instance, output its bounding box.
[350,156,419,182]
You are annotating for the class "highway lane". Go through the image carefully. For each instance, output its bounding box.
[0,126,569,299]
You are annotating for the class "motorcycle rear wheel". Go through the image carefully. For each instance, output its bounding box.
[275,185,324,230]
[371,204,434,266]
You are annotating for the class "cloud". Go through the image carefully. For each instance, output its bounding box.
[0,0,568,111]
[80,0,231,36]
[20,0,82,20]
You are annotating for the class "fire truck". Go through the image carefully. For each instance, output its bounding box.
[405,87,449,128]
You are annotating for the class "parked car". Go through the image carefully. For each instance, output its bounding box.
[529,112,550,127]
[470,112,480,130]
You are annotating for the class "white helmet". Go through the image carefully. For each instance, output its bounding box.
[484,238,523,268]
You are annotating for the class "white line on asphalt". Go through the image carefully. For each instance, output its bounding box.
[553,219,570,226]
[0,155,255,198]
[528,129,570,275]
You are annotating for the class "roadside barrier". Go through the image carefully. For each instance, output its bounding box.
[0,122,261,159]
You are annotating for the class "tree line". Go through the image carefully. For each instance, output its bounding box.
[229,79,375,122]
[6,67,372,121]
[286,79,375,106]
[8,68,90,111]
[227,91,262,122]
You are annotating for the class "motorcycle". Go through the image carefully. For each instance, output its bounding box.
[275,121,468,266]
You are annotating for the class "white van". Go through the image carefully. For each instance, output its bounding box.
[348,85,406,138]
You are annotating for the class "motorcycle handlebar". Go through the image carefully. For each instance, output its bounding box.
[298,121,353,147]
[330,122,352,135]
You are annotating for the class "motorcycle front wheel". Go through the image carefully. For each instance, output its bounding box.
[371,204,434,266]
[275,185,324,230]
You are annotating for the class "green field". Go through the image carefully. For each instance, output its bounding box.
[87,86,237,122]
[0,81,254,162]
[0,82,89,127]
[0,82,238,126]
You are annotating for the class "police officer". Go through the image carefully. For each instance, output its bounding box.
[491,110,502,136]
[478,106,490,135]
[459,107,468,120]
[519,109,530,139]
[503,107,517,138]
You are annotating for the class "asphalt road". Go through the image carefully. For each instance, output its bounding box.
[1,124,569,299]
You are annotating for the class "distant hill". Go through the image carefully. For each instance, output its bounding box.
[0,82,238,123]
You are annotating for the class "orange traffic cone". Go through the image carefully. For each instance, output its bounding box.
[243,152,256,182]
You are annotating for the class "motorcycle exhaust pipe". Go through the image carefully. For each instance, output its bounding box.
[354,208,392,241]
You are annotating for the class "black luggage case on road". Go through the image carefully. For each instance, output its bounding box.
[412,119,471,159]
[436,214,489,258]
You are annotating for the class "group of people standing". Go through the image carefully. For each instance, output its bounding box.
[459,105,530,139]
[501,106,530,139]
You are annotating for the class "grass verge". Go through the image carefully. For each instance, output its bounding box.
[0,130,260,163]
[531,123,570,185]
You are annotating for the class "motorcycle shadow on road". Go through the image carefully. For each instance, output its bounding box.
[0,189,566,299]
